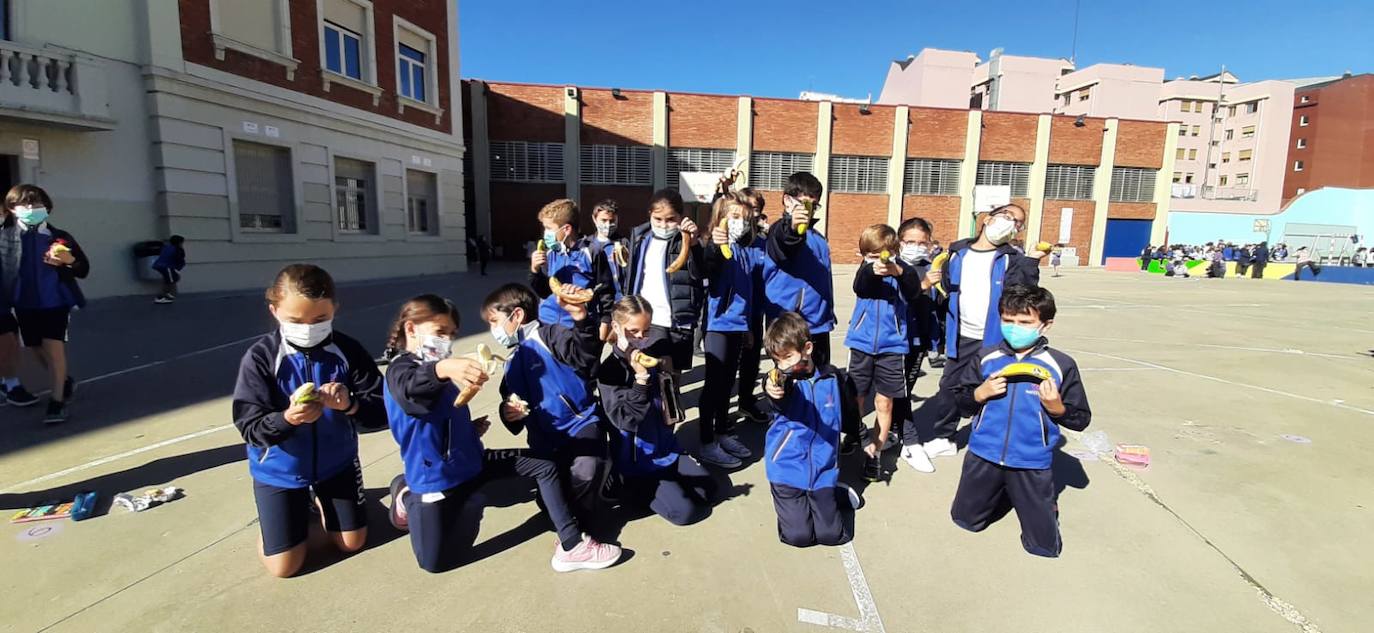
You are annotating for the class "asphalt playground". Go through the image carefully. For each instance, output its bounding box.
[1,264,1369,633]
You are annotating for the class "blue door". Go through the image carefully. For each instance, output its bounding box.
[1102,219,1153,264]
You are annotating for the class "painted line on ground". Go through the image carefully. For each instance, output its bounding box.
[0,424,235,493]
[1079,367,1159,372]
[1058,335,1364,361]
[797,542,885,632]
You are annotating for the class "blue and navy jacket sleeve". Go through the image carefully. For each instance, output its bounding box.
[765,218,804,265]
[596,351,654,434]
[385,353,448,416]
[538,318,602,380]
[1005,250,1042,287]
[49,227,91,282]
[333,334,386,430]
[1046,348,1092,432]
[951,345,994,418]
[231,335,296,448]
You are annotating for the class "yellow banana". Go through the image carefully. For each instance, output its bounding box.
[1000,362,1051,382]
[718,218,733,260]
[291,382,318,405]
[930,252,949,296]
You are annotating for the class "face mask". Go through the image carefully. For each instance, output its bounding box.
[900,244,929,264]
[1000,323,1043,350]
[596,221,616,238]
[984,216,1017,245]
[13,206,48,227]
[652,226,680,240]
[416,334,453,362]
[727,218,747,242]
[281,319,333,349]
[777,357,814,379]
[491,314,521,348]
[542,229,562,252]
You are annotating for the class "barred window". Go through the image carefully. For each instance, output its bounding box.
[1110,167,1157,202]
[667,147,735,190]
[828,155,888,194]
[748,152,815,191]
[580,144,651,186]
[1043,164,1096,200]
[975,161,1030,197]
[489,140,565,183]
[903,158,961,195]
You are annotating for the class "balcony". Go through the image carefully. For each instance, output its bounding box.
[1171,184,1258,202]
[0,40,114,131]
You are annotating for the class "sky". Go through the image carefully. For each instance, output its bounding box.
[459,0,1373,99]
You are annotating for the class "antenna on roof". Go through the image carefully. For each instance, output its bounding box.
[1069,0,1081,65]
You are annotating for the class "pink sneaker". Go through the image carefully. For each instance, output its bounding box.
[551,535,622,572]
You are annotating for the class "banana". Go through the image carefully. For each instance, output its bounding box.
[718,218,733,260]
[290,382,318,405]
[666,235,692,274]
[768,368,784,387]
[536,240,547,253]
[453,344,507,407]
[1035,241,1053,253]
[549,277,594,304]
[632,350,660,368]
[999,362,1052,383]
[49,243,71,255]
[879,249,892,263]
[613,242,630,267]
[507,393,530,416]
[930,252,950,296]
[796,200,812,235]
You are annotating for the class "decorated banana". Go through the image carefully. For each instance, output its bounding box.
[930,252,950,296]
[290,382,319,405]
[718,218,733,260]
[549,277,595,304]
[1000,362,1051,383]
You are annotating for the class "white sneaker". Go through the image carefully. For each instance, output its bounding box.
[717,433,752,459]
[698,441,742,468]
[923,437,958,458]
[838,482,863,510]
[900,442,935,473]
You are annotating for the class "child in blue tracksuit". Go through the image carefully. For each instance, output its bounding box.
[152,235,186,304]
[734,187,770,424]
[485,282,610,533]
[598,295,717,525]
[698,190,766,468]
[762,312,862,547]
[893,217,944,474]
[528,198,613,331]
[380,294,619,573]
[845,224,930,480]
[950,285,1091,557]
[763,172,837,368]
[580,199,630,301]
[231,264,385,578]
[2,184,90,424]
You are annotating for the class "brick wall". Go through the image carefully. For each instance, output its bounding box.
[667,93,737,149]
[831,104,894,156]
[1048,115,1104,165]
[1107,202,1156,219]
[487,83,564,142]
[825,193,889,264]
[752,98,818,153]
[178,0,452,132]
[901,195,961,245]
[580,88,653,146]
[979,112,1039,162]
[1040,200,1096,265]
[908,108,968,159]
[1114,120,1167,168]
[490,182,565,258]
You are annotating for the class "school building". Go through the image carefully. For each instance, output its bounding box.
[463,80,1177,266]
[0,0,465,300]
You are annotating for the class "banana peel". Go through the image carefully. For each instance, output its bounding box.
[930,252,949,296]
[290,382,318,405]
[999,362,1051,383]
[612,242,630,267]
[549,277,595,304]
[665,235,692,274]
[453,344,506,407]
[718,218,733,260]
[632,349,659,368]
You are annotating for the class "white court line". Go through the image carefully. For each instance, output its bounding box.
[1064,348,1374,417]
[797,542,886,632]
[1080,367,1158,372]
[0,424,234,493]
[1058,335,1363,361]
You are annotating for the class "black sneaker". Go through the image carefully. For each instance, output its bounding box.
[929,354,947,369]
[736,400,769,423]
[43,400,68,425]
[63,376,77,401]
[4,385,39,408]
[841,433,862,455]
[154,295,174,304]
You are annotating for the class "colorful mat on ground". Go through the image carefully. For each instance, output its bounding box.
[1132,259,1374,284]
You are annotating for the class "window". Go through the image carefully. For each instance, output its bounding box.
[1208,162,1217,169]
[749,152,815,191]
[490,141,565,183]
[1245,102,1259,114]
[1185,173,1195,184]
[1238,149,1253,162]
[1296,187,1305,195]
[1177,126,1187,137]
[1296,138,1307,149]
[1175,148,1187,161]
[233,140,295,232]
[323,23,362,80]
[1241,125,1255,138]
[903,158,961,196]
[1193,101,1204,113]
[1236,173,1250,186]
[1299,95,1310,103]
[581,144,652,186]
[406,169,438,235]
[1191,125,1200,136]
[829,156,889,194]
[394,18,437,109]
[667,148,735,190]
[1210,141,1220,146]
[1078,89,1090,102]
[1180,100,1192,111]
[1299,115,1309,126]
[1044,165,1096,200]
[1228,105,1237,117]
[1110,167,1157,202]
[1224,129,1234,140]
[1294,160,1304,172]
[1188,149,1198,160]
[1222,152,1231,164]
[1171,171,1182,183]
[333,157,375,233]
[1220,175,1228,186]
[211,0,295,76]
[975,162,1030,197]
[398,44,426,102]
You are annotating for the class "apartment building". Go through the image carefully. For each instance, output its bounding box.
[0,0,465,299]
[1284,73,1374,202]
[464,80,1176,267]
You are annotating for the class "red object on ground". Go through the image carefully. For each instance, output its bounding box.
[1105,257,1142,271]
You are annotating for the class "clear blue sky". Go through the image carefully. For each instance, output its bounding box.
[459,0,1372,98]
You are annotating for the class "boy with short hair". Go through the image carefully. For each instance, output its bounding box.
[762,312,862,547]
[893,216,943,473]
[153,235,186,304]
[763,172,837,368]
[949,284,1091,557]
[528,198,613,330]
[580,199,630,301]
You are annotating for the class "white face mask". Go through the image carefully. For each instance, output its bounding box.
[900,244,929,264]
[984,216,1017,245]
[727,218,746,242]
[596,221,616,238]
[281,320,332,348]
[652,226,680,240]
[416,334,453,362]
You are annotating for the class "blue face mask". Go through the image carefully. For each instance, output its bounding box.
[13,206,48,227]
[1000,323,1043,350]
[542,229,562,252]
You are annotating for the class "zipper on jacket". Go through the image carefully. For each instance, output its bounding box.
[308,352,320,482]
[772,428,794,462]
[258,446,272,464]
[999,377,1017,466]
[559,394,578,414]
[1040,411,1050,447]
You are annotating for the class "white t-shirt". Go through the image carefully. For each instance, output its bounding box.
[958,247,998,341]
[641,238,672,327]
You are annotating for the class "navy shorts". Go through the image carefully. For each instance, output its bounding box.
[847,349,906,399]
[14,308,70,348]
[252,458,368,556]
